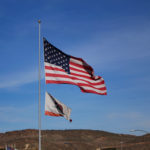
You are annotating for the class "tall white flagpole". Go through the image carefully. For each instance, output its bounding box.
[38,20,41,150]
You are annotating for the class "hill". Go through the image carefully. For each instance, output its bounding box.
[0,129,150,150]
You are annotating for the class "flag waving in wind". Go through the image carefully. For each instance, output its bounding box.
[43,38,107,95]
[45,92,72,122]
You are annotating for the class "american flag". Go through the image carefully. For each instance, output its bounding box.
[43,38,107,95]
[5,146,15,150]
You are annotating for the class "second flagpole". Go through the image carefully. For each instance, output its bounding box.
[38,20,41,150]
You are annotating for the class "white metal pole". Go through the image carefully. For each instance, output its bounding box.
[38,20,41,150]
[5,144,7,150]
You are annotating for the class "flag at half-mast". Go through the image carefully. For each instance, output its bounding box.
[43,38,107,95]
[45,92,72,122]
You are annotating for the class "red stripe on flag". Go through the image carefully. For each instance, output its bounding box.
[46,72,91,80]
[80,88,107,95]
[46,80,106,89]
[45,111,63,117]
[70,66,91,76]
[45,77,106,91]
[45,73,105,86]
[70,61,93,72]
[45,66,66,72]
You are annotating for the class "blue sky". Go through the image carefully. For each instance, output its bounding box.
[0,0,150,135]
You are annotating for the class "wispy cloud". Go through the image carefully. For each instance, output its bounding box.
[138,120,150,129]
[107,111,150,131]
[70,20,150,71]
[0,69,44,89]
[0,105,38,132]
[0,105,37,123]
[107,112,142,120]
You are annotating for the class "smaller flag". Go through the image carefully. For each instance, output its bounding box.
[45,92,72,122]
[5,146,14,150]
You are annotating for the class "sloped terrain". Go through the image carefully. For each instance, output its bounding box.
[0,129,150,150]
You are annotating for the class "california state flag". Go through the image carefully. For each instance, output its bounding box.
[45,92,72,122]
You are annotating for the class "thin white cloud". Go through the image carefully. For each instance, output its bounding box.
[0,105,37,123]
[0,70,37,88]
[107,111,150,131]
[138,120,150,129]
[107,112,142,120]
[0,69,45,89]
[70,21,150,70]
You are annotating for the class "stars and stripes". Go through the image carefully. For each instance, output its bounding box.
[5,146,15,150]
[43,38,107,95]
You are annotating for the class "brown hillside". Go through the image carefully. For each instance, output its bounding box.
[0,129,150,150]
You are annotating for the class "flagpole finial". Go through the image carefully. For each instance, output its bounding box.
[38,20,41,24]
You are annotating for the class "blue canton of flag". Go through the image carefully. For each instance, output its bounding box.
[44,38,70,74]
